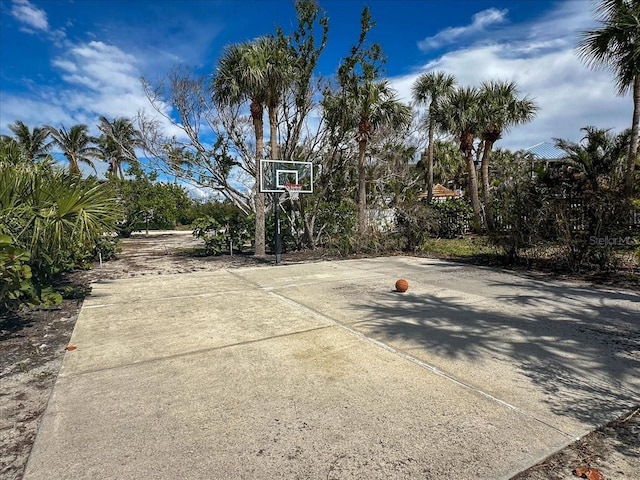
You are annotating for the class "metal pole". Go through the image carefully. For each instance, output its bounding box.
[274,193,282,265]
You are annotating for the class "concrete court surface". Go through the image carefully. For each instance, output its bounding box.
[24,256,640,479]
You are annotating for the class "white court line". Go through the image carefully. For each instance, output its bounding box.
[83,290,243,308]
[265,288,576,440]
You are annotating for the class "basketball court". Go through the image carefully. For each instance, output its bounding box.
[23,257,640,479]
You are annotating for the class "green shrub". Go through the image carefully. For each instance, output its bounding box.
[0,233,36,310]
[94,237,120,262]
[112,165,193,236]
[0,233,61,311]
[192,204,254,255]
[0,161,119,310]
[314,199,358,254]
[395,202,439,251]
[396,198,472,251]
[491,155,636,271]
[432,199,473,238]
[192,216,226,255]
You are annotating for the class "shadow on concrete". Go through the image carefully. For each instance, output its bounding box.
[351,276,639,431]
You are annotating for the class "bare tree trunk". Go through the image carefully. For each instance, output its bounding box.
[466,153,482,233]
[268,105,278,160]
[68,154,80,176]
[626,75,640,198]
[460,132,482,232]
[299,194,313,247]
[268,104,279,261]
[255,190,266,256]
[480,140,495,232]
[358,140,368,235]
[252,100,266,257]
[426,117,435,202]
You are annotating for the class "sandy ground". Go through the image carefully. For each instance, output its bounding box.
[1,231,638,480]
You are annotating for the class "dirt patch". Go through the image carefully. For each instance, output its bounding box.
[1,301,81,480]
[1,231,638,479]
[512,408,640,480]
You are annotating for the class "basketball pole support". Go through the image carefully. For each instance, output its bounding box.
[274,193,282,265]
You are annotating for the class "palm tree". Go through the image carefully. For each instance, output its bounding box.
[346,81,412,233]
[46,124,101,175]
[554,126,629,193]
[212,36,293,257]
[478,80,538,230]
[554,126,630,250]
[97,116,141,178]
[253,36,293,160]
[578,0,640,197]
[431,139,466,190]
[0,136,27,165]
[411,71,457,202]
[437,87,483,232]
[8,120,51,163]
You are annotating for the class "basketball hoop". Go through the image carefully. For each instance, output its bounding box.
[284,183,303,201]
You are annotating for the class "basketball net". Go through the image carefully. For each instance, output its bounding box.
[284,183,302,201]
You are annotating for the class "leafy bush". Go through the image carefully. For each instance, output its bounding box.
[113,165,194,236]
[1,161,119,311]
[94,237,120,262]
[490,128,636,271]
[192,216,226,255]
[314,199,358,254]
[0,234,62,311]
[432,199,473,238]
[395,198,473,251]
[491,175,546,261]
[395,201,439,251]
[192,203,254,255]
[0,233,37,310]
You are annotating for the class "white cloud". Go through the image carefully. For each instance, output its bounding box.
[0,39,185,145]
[60,41,184,131]
[2,1,225,152]
[392,45,630,150]
[182,183,217,200]
[393,1,632,151]
[57,41,139,94]
[11,0,49,32]
[524,1,593,48]
[0,95,77,128]
[51,59,77,73]
[418,8,508,51]
[44,41,154,122]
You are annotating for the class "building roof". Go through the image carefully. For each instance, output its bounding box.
[418,183,459,199]
[433,183,458,197]
[524,141,566,161]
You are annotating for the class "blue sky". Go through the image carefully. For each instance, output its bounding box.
[0,0,631,175]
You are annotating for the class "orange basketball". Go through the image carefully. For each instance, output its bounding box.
[395,279,409,292]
